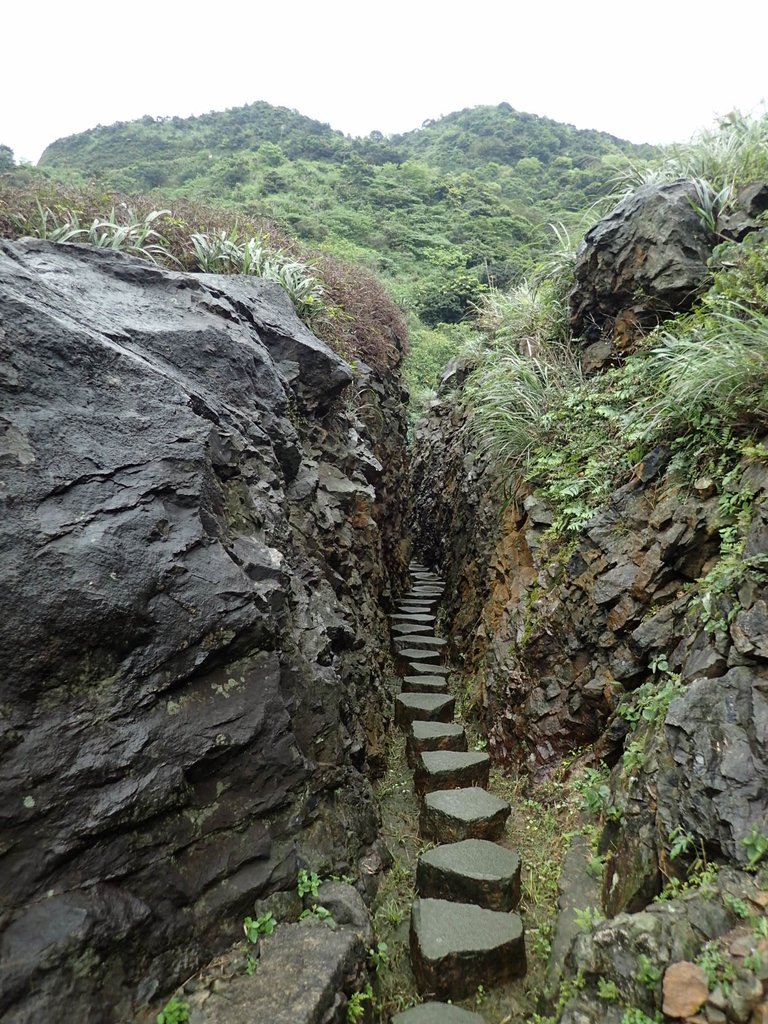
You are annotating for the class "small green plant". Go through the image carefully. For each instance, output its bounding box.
[621,1009,662,1024]
[744,949,764,973]
[243,911,276,943]
[571,764,614,818]
[741,827,768,870]
[346,983,373,1023]
[754,916,768,939]
[156,997,190,1024]
[597,977,620,1001]
[297,869,321,899]
[368,941,389,972]
[637,953,661,990]
[574,906,604,931]
[299,904,335,926]
[474,983,487,1007]
[668,826,696,861]
[244,951,258,976]
[723,893,752,919]
[622,739,648,775]
[696,940,736,992]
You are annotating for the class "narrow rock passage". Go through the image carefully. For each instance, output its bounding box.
[389,561,527,1023]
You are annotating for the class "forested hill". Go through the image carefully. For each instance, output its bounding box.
[38,101,657,358]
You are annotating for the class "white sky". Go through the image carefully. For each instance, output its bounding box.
[3,0,767,164]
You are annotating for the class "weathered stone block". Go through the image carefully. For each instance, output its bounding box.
[409,898,526,999]
[406,721,466,767]
[394,693,455,729]
[416,839,521,910]
[413,751,490,796]
[401,675,450,695]
[420,788,510,843]
[392,1002,485,1024]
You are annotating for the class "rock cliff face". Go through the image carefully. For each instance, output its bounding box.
[0,240,409,1022]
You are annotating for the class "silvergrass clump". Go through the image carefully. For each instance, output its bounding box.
[640,310,768,435]
[612,108,768,214]
[189,228,324,321]
[463,280,583,474]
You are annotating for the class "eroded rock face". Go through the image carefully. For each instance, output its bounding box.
[0,240,409,1022]
[569,180,714,357]
[411,382,768,907]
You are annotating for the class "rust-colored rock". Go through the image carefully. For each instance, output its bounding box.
[662,961,709,1018]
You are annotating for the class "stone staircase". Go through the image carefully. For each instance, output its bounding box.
[390,562,527,1024]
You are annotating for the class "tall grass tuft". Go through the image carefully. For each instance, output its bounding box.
[613,109,768,216]
[641,310,768,434]
[463,279,582,471]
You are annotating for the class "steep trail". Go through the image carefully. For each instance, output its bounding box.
[380,561,530,1022]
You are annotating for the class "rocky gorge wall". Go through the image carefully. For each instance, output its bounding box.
[0,240,409,1022]
[411,183,768,1021]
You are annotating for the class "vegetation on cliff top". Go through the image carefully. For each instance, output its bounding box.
[0,179,407,371]
[15,101,656,398]
[462,111,768,534]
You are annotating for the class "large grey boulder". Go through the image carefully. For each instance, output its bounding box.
[570,180,714,353]
[0,240,408,1022]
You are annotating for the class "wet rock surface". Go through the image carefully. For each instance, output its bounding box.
[0,240,409,1022]
[197,921,366,1024]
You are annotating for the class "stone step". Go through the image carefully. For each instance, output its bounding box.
[408,663,449,676]
[420,787,511,843]
[392,1002,486,1024]
[395,693,455,729]
[406,721,466,767]
[409,587,443,595]
[414,751,490,796]
[392,635,447,651]
[389,613,436,623]
[398,649,441,665]
[392,622,434,636]
[398,601,435,610]
[402,675,449,694]
[416,839,521,911]
[409,898,526,999]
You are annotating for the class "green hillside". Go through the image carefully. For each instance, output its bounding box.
[36,101,657,398]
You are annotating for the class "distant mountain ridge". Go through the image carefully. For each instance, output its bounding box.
[38,100,658,334]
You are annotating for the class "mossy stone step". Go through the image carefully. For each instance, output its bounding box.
[406,721,467,767]
[414,751,490,796]
[408,663,449,676]
[392,1003,485,1024]
[409,898,526,1000]
[416,839,521,911]
[393,635,446,650]
[420,787,511,843]
[395,693,456,729]
[402,675,449,694]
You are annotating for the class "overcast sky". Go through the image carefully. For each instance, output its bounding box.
[3,0,767,164]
